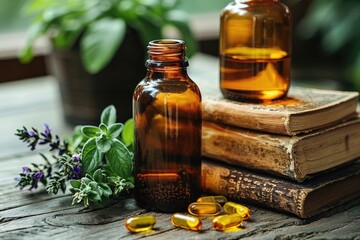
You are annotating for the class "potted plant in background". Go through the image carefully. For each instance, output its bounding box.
[20,0,197,125]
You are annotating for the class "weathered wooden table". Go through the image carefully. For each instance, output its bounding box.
[1,55,360,239]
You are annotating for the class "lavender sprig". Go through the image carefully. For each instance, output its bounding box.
[15,126,39,151]
[15,161,50,191]
[15,124,68,155]
[15,124,73,193]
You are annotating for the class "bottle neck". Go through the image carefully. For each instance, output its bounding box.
[145,39,189,79]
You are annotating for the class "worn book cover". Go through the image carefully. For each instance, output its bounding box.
[202,158,360,219]
[198,82,358,135]
[202,116,360,182]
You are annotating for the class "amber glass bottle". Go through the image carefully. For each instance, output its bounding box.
[133,39,202,212]
[220,0,291,101]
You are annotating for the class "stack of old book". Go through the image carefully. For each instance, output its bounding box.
[197,79,360,219]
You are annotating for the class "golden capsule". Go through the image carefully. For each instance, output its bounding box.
[171,213,202,231]
[197,195,228,204]
[223,202,251,220]
[125,215,156,233]
[188,202,222,216]
[212,214,243,231]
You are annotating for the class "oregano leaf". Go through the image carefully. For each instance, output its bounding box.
[81,139,102,174]
[108,123,124,139]
[89,182,98,191]
[82,177,92,185]
[96,135,112,153]
[105,139,133,178]
[99,123,108,134]
[93,169,103,183]
[70,180,81,189]
[84,198,89,207]
[81,126,101,138]
[121,118,134,147]
[89,191,101,202]
[71,126,87,150]
[100,105,117,126]
[99,183,112,197]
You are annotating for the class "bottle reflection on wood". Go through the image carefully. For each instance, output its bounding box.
[133,39,202,212]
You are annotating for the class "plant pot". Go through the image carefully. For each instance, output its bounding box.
[48,28,146,125]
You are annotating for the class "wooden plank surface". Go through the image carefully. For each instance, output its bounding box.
[1,54,360,240]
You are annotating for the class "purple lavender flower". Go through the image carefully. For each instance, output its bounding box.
[30,127,39,135]
[72,155,81,162]
[47,135,68,155]
[33,171,44,181]
[70,165,82,179]
[29,171,44,190]
[28,130,36,137]
[44,124,51,136]
[39,124,52,144]
[28,128,40,150]
[22,167,31,173]
[17,127,36,140]
[15,126,40,150]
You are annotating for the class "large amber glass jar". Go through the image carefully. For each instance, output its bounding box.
[220,0,292,101]
[133,40,202,212]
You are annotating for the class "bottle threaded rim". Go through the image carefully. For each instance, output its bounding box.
[148,39,186,55]
[146,39,188,67]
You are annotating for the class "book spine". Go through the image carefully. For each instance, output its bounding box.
[202,159,306,218]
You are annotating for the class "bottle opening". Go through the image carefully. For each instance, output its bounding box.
[146,39,188,67]
[149,39,185,45]
[148,39,185,52]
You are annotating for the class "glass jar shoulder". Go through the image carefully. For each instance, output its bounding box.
[133,78,201,104]
[222,1,290,19]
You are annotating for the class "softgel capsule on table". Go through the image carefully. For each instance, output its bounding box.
[125,215,156,233]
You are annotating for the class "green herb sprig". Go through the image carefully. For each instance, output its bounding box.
[15,105,134,207]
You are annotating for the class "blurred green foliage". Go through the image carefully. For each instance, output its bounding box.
[0,0,29,33]
[18,0,198,74]
[177,0,231,14]
[0,0,231,33]
[297,0,360,91]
